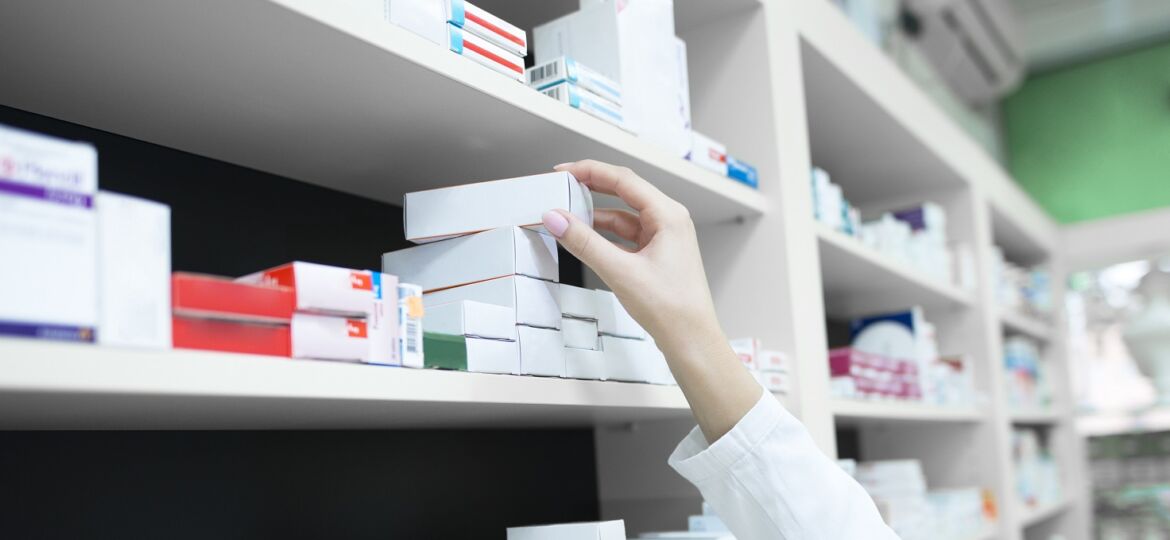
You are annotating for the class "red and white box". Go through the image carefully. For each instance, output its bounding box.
[292,313,393,364]
[730,338,760,370]
[450,0,527,57]
[238,261,392,317]
[758,349,789,373]
[172,316,291,357]
[172,273,295,323]
[447,22,524,82]
[688,131,728,175]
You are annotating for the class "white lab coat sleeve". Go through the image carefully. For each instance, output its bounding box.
[668,392,900,540]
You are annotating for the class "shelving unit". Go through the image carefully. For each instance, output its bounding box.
[0,0,1088,538]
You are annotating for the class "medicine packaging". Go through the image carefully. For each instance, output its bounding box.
[384,226,558,292]
[726,156,758,189]
[97,192,171,349]
[595,290,646,339]
[398,283,425,367]
[424,331,520,374]
[539,81,627,130]
[601,335,668,384]
[507,520,626,540]
[291,313,393,364]
[448,0,526,56]
[562,316,600,350]
[559,284,603,321]
[425,300,517,340]
[518,325,565,377]
[172,316,291,357]
[403,171,592,243]
[730,338,759,370]
[758,349,788,373]
[424,275,560,329]
[688,131,728,175]
[172,273,296,323]
[447,23,524,82]
[238,261,393,317]
[565,347,606,380]
[526,56,622,106]
[0,124,98,342]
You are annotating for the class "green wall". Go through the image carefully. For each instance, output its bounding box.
[1003,41,1170,224]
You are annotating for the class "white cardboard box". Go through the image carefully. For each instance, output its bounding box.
[454,0,527,56]
[565,347,606,380]
[0,124,98,342]
[424,275,560,329]
[688,130,727,175]
[559,284,602,320]
[466,336,521,374]
[381,0,448,46]
[756,370,791,394]
[526,56,622,106]
[758,349,789,372]
[293,313,375,362]
[398,283,425,367]
[96,192,172,349]
[425,300,517,340]
[601,335,658,383]
[447,23,525,82]
[384,227,558,292]
[539,81,627,131]
[730,338,759,370]
[596,290,645,339]
[518,324,565,377]
[238,261,392,317]
[404,171,592,243]
[562,316,600,350]
[507,520,626,540]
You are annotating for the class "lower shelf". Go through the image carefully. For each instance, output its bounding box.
[0,338,693,429]
[1017,497,1071,529]
[830,398,984,424]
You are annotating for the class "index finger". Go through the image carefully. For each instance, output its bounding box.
[554,160,666,212]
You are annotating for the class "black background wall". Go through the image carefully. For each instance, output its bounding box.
[0,105,595,539]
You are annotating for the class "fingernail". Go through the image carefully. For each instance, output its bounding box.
[542,210,569,238]
[553,162,573,170]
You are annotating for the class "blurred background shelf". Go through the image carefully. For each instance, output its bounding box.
[1018,496,1072,529]
[1000,309,1054,342]
[830,398,984,425]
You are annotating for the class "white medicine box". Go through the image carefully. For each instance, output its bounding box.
[424,275,561,329]
[384,227,557,292]
[507,520,626,540]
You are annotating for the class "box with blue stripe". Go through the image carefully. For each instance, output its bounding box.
[526,56,622,107]
[539,81,627,131]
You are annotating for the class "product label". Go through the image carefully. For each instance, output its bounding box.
[349,271,373,292]
[346,319,367,338]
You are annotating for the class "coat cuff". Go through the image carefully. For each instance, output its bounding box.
[668,390,786,485]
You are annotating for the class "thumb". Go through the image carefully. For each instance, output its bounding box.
[542,209,628,279]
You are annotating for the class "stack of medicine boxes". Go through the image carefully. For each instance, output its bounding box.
[384,171,673,384]
[731,338,792,396]
[370,0,527,82]
[527,56,626,131]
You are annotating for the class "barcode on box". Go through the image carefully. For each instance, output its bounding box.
[542,85,566,102]
[405,319,420,354]
[528,61,560,85]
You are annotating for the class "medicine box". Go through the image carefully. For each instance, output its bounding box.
[519,324,565,377]
[601,335,659,383]
[688,131,728,175]
[424,275,560,329]
[292,313,396,364]
[384,226,558,292]
[97,192,171,349]
[172,316,291,357]
[398,283,425,367]
[562,317,600,350]
[559,284,602,321]
[0,124,98,343]
[372,0,448,47]
[727,156,759,189]
[238,261,391,317]
[172,273,295,323]
[424,331,520,374]
[596,290,645,339]
[756,370,791,394]
[539,81,627,130]
[688,514,731,533]
[526,56,622,106]
[447,23,524,82]
[403,171,593,243]
[730,338,759,370]
[565,347,606,380]
[450,0,527,56]
[425,300,517,340]
[507,520,626,540]
[758,349,788,373]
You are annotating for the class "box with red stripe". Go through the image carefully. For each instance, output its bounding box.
[447,0,527,57]
[447,23,524,82]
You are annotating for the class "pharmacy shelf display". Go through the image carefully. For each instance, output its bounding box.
[0,0,1088,539]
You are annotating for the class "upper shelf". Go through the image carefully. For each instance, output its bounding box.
[817,224,975,318]
[793,0,1058,251]
[1000,309,1054,342]
[0,0,767,225]
[0,339,692,429]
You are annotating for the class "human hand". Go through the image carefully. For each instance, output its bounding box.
[540,160,725,361]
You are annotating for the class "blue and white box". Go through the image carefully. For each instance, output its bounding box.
[540,81,627,130]
[727,155,759,189]
[0,124,98,343]
[526,56,622,106]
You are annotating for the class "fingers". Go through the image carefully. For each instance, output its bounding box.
[554,160,665,212]
[542,209,630,279]
[593,208,642,244]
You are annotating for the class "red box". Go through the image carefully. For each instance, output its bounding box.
[172,273,295,323]
[172,316,291,357]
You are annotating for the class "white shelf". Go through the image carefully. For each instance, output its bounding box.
[0,338,692,429]
[0,0,767,225]
[1017,497,1071,529]
[1078,407,1170,436]
[1009,408,1063,425]
[999,309,1054,342]
[830,398,984,424]
[817,224,975,318]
